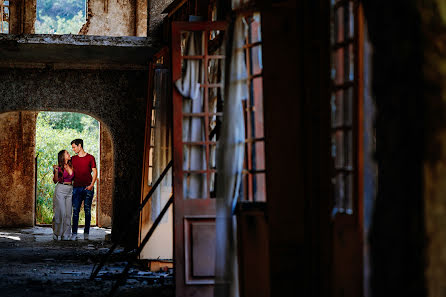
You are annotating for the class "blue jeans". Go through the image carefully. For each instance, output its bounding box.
[72,187,94,235]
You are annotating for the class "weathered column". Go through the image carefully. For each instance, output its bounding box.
[98,124,114,227]
[362,0,426,296]
[0,112,37,227]
[9,0,36,34]
[420,1,446,296]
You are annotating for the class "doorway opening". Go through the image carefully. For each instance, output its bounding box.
[35,111,100,226]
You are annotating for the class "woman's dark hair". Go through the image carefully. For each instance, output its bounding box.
[57,150,72,178]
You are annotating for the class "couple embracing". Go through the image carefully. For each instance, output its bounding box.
[52,139,97,241]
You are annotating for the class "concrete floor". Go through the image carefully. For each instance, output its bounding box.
[0,227,173,297]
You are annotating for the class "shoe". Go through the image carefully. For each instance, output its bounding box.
[61,235,70,241]
[52,234,59,241]
[70,234,78,241]
[84,233,89,240]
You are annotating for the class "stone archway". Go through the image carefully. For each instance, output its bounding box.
[0,66,149,247]
[0,111,114,228]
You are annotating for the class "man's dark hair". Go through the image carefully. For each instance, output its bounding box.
[71,139,84,148]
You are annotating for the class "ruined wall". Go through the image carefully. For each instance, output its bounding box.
[149,0,174,40]
[362,0,426,296]
[261,2,311,296]
[419,1,446,296]
[136,0,148,37]
[9,0,36,34]
[0,68,148,247]
[80,0,147,37]
[98,124,114,228]
[0,111,37,227]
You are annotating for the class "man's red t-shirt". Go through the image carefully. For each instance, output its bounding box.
[72,154,96,187]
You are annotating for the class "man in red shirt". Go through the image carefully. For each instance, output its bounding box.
[70,139,97,240]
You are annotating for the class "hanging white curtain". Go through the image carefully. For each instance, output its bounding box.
[214,15,248,297]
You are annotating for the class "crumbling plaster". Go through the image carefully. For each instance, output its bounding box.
[80,0,147,37]
[0,111,37,227]
[420,1,446,296]
[149,0,174,40]
[9,0,36,34]
[0,68,148,247]
[98,124,114,228]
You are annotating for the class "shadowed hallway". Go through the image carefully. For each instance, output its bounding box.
[0,227,173,297]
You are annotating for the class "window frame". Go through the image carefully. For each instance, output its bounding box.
[330,0,364,218]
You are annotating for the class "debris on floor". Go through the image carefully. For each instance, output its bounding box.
[0,227,174,297]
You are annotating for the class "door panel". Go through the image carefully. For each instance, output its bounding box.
[185,217,216,283]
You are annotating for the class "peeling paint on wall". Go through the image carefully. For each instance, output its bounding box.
[421,1,446,296]
[0,111,37,227]
[149,0,174,40]
[80,0,147,37]
[98,124,114,227]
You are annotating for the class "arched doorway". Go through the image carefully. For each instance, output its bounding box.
[35,111,100,226]
[0,110,113,229]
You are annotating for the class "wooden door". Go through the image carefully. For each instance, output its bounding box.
[171,21,227,297]
[330,1,364,296]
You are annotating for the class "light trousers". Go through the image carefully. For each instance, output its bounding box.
[52,183,72,237]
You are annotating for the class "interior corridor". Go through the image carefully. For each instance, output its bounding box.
[0,227,173,297]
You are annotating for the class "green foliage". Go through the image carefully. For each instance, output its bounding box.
[39,112,99,133]
[35,0,86,34]
[36,112,100,225]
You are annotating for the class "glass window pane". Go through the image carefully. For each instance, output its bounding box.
[345,130,353,169]
[148,166,153,185]
[335,173,345,211]
[208,30,225,55]
[333,47,344,85]
[250,12,262,44]
[148,147,153,166]
[250,77,264,138]
[182,117,206,142]
[208,87,223,114]
[344,87,353,126]
[209,144,217,198]
[184,173,208,199]
[335,130,344,168]
[208,59,224,84]
[254,173,266,202]
[331,90,343,127]
[182,87,205,113]
[344,173,353,213]
[209,115,222,142]
[344,43,355,81]
[254,141,266,171]
[183,144,207,171]
[335,6,344,43]
[348,1,355,39]
[251,45,263,76]
[181,31,203,56]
